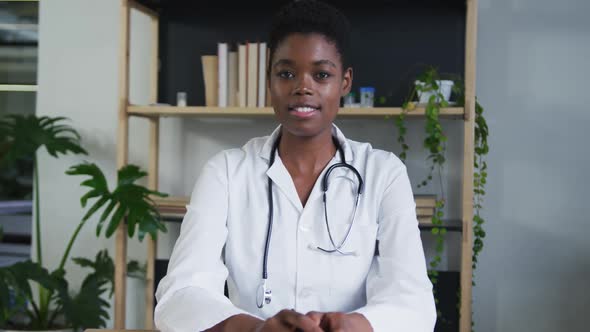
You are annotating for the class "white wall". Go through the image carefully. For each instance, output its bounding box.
[473,0,590,331]
[37,0,121,326]
[37,0,589,330]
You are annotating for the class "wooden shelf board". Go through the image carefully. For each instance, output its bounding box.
[127,105,465,118]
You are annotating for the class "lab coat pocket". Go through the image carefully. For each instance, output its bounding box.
[328,222,378,296]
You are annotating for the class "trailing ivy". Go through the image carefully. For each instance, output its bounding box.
[387,67,490,328]
[399,67,449,318]
[472,98,488,284]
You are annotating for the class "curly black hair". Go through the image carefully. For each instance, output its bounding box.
[268,0,352,72]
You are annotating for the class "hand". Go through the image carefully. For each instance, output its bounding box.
[305,311,373,332]
[252,309,324,332]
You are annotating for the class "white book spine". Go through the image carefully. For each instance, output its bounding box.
[257,43,267,108]
[247,43,258,107]
[217,43,228,107]
[228,51,238,106]
[238,44,247,107]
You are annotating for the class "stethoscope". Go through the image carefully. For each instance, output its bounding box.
[256,132,364,308]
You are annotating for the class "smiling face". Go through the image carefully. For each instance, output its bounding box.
[269,33,353,138]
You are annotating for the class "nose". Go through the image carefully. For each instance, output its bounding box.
[293,73,313,96]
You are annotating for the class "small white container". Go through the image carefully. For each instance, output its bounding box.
[360,87,375,107]
[176,91,187,107]
[415,80,454,103]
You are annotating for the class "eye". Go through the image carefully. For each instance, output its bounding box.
[316,72,331,80]
[277,71,294,79]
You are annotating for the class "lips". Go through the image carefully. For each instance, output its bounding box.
[288,103,321,118]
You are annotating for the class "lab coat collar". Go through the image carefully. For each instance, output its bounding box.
[259,124,354,163]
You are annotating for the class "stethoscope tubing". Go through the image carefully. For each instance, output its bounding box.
[258,132,363,308]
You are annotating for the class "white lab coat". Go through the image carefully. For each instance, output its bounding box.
[154,124,436,332]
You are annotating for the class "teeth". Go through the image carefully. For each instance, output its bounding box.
[293,107,317,113]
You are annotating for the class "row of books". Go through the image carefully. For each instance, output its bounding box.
[415,195,437,225]
[201,42,271,108]
[152,196,188,219]
[153,195,439,223]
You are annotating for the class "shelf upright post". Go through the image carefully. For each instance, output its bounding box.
[460,0,478,331]
[145,9,160,330]
[115,0,131,328]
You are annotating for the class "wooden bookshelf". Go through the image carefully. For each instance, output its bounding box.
[115,0,478,331]
[127,105,465,118]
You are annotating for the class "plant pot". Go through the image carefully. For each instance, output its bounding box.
[415,80,454,103]
[125,276,146,329]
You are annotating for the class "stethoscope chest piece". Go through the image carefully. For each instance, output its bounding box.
[256,280,272,308]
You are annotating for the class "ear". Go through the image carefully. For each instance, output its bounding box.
[341,67,353,96]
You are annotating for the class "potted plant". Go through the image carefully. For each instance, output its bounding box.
[0,115,87,264]
[391,69,490,326]
[0,114,167,331]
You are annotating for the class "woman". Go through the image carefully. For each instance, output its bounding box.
[154,1,436,331]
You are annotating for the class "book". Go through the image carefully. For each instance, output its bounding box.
[266,46,271,107]
[414,194,437,208]
[152,196,188,207]
[238,44,247,107]
[201,55,218,106]
[217,43,228,107]
[160,213,186,220]
[247,42,258,107]
[257,43,267,108]
[228,51,238,107]
[418,216,433,225]
[153,196,188,219]
[416,207,435,217]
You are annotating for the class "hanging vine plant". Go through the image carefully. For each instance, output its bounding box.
[382,66,490,327]
[452,81,490,284]
[472,99,488,283]
[395,66,451,317]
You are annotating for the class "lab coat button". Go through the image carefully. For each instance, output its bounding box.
[299,225,310,232]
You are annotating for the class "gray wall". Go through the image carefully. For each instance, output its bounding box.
[473,0,590,331]
[36,0,589,330]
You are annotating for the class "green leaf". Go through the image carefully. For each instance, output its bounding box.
[127,260,146,279]
[82,195,109,221]
[0,260,59,326]
[73,249,115,298]
[68,162,167,241]
[106,204,127,238]
[97,200,117,236]
[0,114,87,166]
[72,257,94,268]
[57,274,110,329]
[117,165,147,186]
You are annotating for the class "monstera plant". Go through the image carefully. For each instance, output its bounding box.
[0,114,167,330]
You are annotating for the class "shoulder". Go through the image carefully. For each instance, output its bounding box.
[348,138,406,174]
[347,138,410,196]
[204,135,269,169]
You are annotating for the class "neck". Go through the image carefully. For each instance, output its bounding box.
[278,126,337,173]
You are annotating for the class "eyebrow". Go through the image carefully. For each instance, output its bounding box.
[273,59,337,69]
